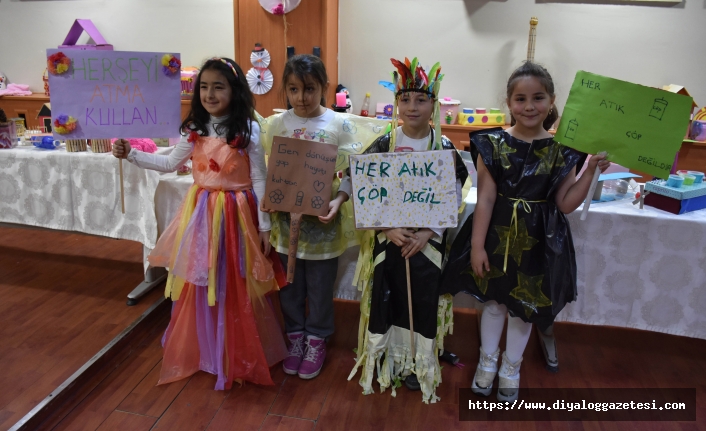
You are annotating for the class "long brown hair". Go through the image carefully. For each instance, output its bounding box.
[180,58,256,149]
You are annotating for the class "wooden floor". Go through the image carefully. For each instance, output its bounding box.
[50,301,705,431]
[3,225,705,430]
[0,226,163,431]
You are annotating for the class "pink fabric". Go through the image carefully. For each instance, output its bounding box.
[110,138,157,153]
[0,84,32,96]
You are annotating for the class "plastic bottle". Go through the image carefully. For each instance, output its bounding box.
[360,92,371,117]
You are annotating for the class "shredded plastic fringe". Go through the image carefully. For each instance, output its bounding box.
[348,329,442,404]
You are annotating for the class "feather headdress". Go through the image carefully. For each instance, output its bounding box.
[390,57,443,98]
[387,57,445,150]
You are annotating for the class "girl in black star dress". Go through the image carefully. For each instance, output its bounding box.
[441,62,610,402]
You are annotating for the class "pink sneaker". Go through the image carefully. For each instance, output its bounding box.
[297,336,326,379]
[283,332,305,375]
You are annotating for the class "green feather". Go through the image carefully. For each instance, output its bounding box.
[427,62,440,83]
[410,57,418,77]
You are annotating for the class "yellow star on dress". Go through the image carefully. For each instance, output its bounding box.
[533,144,565,175]
[492,218,538,268]
[490,135,517,169]
[463,265,505,295]
[510,272,552,318]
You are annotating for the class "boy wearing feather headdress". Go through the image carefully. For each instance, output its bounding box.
[347,58,468,403]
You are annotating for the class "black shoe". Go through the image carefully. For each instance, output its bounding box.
[404,374,421,391]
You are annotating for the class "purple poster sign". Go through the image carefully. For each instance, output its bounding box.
[46,49,182,139]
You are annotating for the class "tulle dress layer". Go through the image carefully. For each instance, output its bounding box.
[148,136,288,390]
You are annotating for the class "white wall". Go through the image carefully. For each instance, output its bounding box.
[0,0,234,92]
[339,0,706,118]
[2,0,704,118]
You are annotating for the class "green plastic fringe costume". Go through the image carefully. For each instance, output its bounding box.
[347,58,471,403]
[258,111,389,259]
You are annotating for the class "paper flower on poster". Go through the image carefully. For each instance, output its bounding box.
[258,0,301,15]
[47,52,71,75]
[54,114,77,135]
[161,54,181,76]
[383,104,394,117]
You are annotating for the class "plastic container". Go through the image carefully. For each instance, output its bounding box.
[332,92,350,113]
[687,171,704,183]
[439,97,461,124]
[602,179,629,199]
[360,92,371,117]
[666,174,684,188]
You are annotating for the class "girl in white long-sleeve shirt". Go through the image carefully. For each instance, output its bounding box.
[113,57,288,390]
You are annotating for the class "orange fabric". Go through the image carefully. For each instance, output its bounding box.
[152,136,287,388]
[224,192,273,385]
[158,284,201,385]
[192,137,252,192]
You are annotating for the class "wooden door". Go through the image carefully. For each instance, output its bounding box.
[233,0,338,117]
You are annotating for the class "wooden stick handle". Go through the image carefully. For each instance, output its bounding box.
[119,158,125,214]
[406,258,415,359]
[286,213,302,283]
[580,152,606,221]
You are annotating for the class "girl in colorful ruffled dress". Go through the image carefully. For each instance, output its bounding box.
[112,57,288,390]
[259,54,387,380]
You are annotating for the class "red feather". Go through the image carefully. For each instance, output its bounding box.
[419,66,428,87]
[390,58,411,90]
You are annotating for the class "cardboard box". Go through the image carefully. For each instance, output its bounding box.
[645,180,706,200]
[644,180,706,214]
[59,19,113,51]
[644,192,706,215]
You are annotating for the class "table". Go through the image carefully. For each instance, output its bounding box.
[0,145,171,303]
[335,188,706,340]
[561,195,706,340]
[0,145,163,248]
[4,144,705,339]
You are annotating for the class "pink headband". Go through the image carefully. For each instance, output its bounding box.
[211,57,238,78]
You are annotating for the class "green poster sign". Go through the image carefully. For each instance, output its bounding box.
[556,71,693,179]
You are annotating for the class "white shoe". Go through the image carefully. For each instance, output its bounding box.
[470,347,499,397]
[536,325,559,373]
[497,352,522,402]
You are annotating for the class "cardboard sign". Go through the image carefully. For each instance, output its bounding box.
[263,136,338,217]
[46,49,182,139]
[350,150,458,229]
[556,71,693,179]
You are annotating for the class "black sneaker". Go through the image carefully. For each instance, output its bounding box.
[404,374,421,391]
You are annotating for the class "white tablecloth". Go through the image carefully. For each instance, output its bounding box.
[155,180,706,339]
[0,145,167,249]
[6,145,703,339]
[560,197,706,340]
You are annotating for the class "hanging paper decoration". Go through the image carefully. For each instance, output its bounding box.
[258,0,301,15]
[246,44,273,95]
[246,68,274,95]
[250,49,271,69]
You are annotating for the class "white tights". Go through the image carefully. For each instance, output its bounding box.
[480,301,532,364]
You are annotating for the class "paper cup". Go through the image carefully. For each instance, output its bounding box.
[687,171,704,183]
[666,174,684,188]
